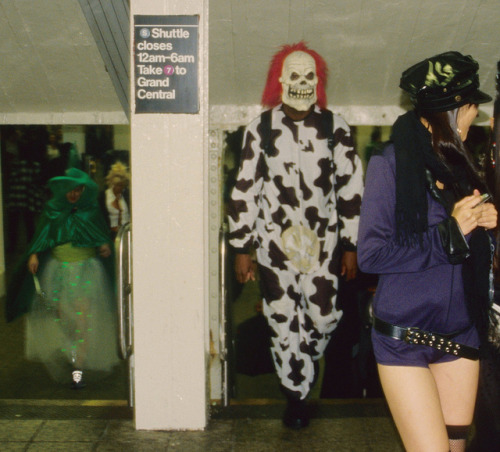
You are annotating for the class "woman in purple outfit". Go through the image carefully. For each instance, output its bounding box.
[358,52,497,452]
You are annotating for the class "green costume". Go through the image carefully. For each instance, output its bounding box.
[27,167,110,255]
[7,168,119,382]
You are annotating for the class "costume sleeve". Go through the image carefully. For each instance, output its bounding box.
[332,115,364,251]
[358,150,452,274]
[227,120,265,252]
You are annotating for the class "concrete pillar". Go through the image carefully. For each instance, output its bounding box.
[130,0,208,430]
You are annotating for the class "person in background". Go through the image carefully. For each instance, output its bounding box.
[101,161,131,240]
[40,128,82,201]
[3,127,45,253]
[358,51,497,452]
[468,99,500,451]
[364,126,383,164]
[7,168,119,389]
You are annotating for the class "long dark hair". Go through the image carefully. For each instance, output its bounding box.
[418,106,487,194]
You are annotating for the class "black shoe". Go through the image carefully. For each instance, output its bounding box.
[282,399,310,429]
[71,370,86,389]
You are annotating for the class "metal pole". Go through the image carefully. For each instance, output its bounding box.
[114,222,134,407]
[115,223,132,359]
[219,224,229,406]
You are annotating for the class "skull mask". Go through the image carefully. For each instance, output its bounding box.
[279,51,318,111]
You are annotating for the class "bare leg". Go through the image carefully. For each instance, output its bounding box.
[429,358,479,452]
[72,296,91,369]
[378,364,449,452]
[378,358,479,452]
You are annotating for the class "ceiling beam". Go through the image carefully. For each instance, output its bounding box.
[78,0,130,119]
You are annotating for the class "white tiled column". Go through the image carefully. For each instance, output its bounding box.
[130,0,208,430]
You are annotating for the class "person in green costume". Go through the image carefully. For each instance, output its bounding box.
[8,168,119,389]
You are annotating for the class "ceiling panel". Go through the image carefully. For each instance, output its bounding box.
[209,0,500,121]
[0,0,498,124]
[0,0,125,123]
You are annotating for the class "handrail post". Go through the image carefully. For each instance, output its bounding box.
[219,223,229,406]
[115,222,133,360]
[114,222,134,407]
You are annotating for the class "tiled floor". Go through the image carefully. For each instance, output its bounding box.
[0,255,404,451]
[0,297,405,451]
[0,400,405,451]
[0,258,492,450]
[0,294,404,451]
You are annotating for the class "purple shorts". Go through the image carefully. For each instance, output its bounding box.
[371,324,480,367]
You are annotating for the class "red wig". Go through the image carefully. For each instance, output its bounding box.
[261,42,328,109]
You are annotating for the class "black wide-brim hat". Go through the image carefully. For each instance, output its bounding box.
[400,51,492,112]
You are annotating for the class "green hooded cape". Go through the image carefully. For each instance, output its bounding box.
[6,168,113,321]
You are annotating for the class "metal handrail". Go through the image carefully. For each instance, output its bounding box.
[219,223,229,406]
[115,222,133,360]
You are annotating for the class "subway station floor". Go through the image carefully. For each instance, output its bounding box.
[0,399,405,451]
[0,292,405,451]
[0,256,406,450]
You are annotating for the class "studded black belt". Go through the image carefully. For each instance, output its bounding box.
[373,316,479,361]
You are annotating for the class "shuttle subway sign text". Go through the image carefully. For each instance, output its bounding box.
[134,15,199,113]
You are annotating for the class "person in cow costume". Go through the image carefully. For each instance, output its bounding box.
[228,42,364,428]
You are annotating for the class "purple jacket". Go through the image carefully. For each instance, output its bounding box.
[358,144,474,335]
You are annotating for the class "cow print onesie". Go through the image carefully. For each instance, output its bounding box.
[228,104,364,399]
